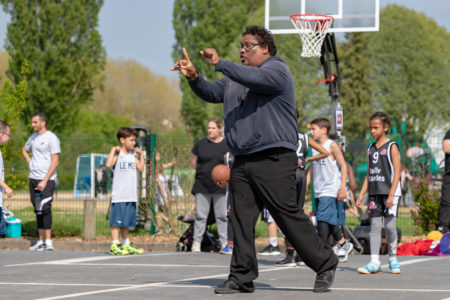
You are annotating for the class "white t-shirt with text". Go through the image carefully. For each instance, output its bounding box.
[111,151,138,203]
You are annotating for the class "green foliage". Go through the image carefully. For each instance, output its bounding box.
[411,182,441,234]
[0,60,29,190]
[367,5,450,145]
[338,33,374,139]
[172,0,264,137]
[1,0,106,134]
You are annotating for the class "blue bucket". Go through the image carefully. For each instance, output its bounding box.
[6,217,22,238]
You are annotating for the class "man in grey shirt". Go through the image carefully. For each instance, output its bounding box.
[172,25,338,294]
[22,112,60,251]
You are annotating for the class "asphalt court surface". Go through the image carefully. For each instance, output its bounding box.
[1,250,449,300]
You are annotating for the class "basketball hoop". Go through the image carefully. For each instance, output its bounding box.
[290,14,334,57]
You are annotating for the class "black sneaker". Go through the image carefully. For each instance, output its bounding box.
[276,255,296,267]
[214,280,253,294]
[313,262,338,293]
[294,254,306,266]
[258,244,281,256]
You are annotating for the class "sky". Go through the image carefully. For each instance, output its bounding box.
[0,0,449,79]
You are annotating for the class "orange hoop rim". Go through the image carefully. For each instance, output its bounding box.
[290,14,334,24]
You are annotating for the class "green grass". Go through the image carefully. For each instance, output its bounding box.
[11,207,421,238]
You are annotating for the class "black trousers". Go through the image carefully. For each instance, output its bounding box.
[438,174,450,229]
[228,148,337,290]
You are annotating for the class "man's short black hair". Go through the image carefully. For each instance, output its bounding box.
[242,25,277,56]
[32,112,48,125]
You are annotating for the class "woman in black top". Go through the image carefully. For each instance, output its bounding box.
[190,117,230,252]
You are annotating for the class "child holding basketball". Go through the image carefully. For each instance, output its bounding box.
[106,127,145,255]
[356,112,402,274]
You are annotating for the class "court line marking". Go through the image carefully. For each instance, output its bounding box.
[380,257,443,269]
[156,284,450,293]
[4,252,187,267]
[22,256,450,299]
[34,267,285,300]
[0,282,137,287]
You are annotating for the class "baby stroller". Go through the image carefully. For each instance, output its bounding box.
[176,207,222,252]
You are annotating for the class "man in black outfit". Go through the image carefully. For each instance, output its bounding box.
[437,130,450,234]
[172,25,338,294]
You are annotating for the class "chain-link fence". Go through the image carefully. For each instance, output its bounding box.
[3,130,445,238]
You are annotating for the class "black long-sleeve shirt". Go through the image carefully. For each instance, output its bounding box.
[189,56,298,155]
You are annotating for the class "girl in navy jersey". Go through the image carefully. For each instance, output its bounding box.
[356,112,402,274]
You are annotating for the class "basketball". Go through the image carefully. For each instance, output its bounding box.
[211,164,230,186]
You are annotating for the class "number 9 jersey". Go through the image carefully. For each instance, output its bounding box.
[367,140,401,196]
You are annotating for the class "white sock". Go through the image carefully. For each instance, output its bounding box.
[269,237,278,247]
[45,239,53,246]
[122,238,130,245]
[371,254,380,263]
[112,240,119,244]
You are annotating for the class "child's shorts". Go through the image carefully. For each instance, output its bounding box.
[110,202,137,228]
[261,208,274,223]
[315,196,338,225]
[368,195,400,218]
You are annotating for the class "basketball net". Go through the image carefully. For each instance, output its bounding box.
[290,14,334,57]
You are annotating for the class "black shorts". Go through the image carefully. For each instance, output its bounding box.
[29,178,56,214]
[368,194,399,218]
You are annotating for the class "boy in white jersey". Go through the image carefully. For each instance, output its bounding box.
[307,118,353,262]
[23,113,60,251]
[105,127,145,255]
[0,120,14,237]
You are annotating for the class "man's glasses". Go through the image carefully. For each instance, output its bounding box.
[237,43,260,51]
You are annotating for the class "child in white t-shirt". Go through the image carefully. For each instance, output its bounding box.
[105,127,145,255]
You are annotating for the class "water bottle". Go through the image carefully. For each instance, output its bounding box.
[34,189,42,215]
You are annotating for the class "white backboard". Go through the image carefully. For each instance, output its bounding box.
[265,0,379,34]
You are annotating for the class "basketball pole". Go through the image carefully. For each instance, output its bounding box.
[319,33,345,147]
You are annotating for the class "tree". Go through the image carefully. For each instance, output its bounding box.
[172,0,264,137]
[91,58,182,134]
[1,0,106,133]
[338,32,374,139]
[367,5,450,145]
[0,60,28,189]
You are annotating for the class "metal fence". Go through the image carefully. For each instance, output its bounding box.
[3,131,445,238]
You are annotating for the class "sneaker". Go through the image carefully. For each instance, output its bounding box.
[258,244,281,256]
[357,261,382,274]
[276,255,296,267]
[219,244,233,255]
[122,242,143,255]
[35,243,47,251]
[45,243,55,251]
[332,244,341,256]
[214,279,254,294]
[294,254,306,266]
[191,241,201,253]
[389,258,402,274]
[336,241,353,262]
[110,243,128,255]
[29,240,45,251]
[314,261,337,293]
